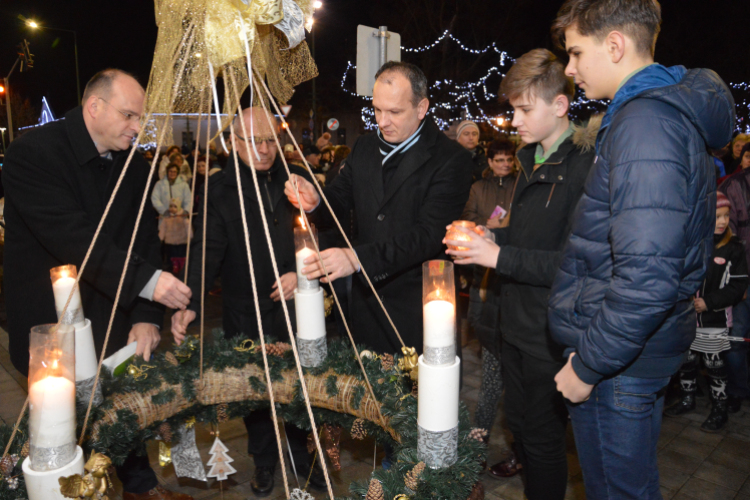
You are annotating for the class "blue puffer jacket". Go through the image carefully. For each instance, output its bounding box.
[548,65,735,385]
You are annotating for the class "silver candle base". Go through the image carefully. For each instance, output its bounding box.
[417,424,458,469]
[297,337,327,367]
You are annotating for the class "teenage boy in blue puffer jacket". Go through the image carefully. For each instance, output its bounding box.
[547,0,735,498]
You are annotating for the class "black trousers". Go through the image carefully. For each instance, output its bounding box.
[502,340,568,500]
[224,303,311,470]
[116,450,158,494]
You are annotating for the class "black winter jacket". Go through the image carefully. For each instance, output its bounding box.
[696,235,749,329]
[549,66,736,385]
[186,156,310,322]
[491,119,598,362]
[3,107,164,375]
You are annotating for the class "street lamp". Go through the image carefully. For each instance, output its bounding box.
[0,128,6,154]
[25,19,81,104]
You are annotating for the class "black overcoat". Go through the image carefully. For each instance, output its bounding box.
[2,107,164,375]
[317,118,473,355]
[186,156,311,336]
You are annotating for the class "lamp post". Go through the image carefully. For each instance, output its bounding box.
[0,128,6,154]
[27,20,81,104]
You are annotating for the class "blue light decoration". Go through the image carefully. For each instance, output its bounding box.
[39,97,56,125]
[341,31,749,135]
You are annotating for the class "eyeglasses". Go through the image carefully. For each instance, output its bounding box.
[98,97,141,123]
[235,135,278,147]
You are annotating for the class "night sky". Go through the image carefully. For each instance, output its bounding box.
[1,0,748,127]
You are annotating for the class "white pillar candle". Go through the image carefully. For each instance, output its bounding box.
[423,299,455,348]
[52,276,82,312]
[417,355,460,431]
[296,246,319,293]
[28,373,76,451]
[295,288,326,340]
[74,320,98,381]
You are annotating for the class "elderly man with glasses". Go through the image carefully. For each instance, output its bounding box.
[171,107,323,496]
[3,68,193,499]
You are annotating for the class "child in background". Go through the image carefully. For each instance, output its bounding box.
[665,192,748,431]
[159,198,192,275]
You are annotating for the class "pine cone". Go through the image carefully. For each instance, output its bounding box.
[322,424,342,471]
[405,461,425,491]
[20,441,29,458]
[159,422,173,443]
[366,478,384,500]
[411,382,418,398]
[165,352,179,366]
[306,433,315,455]
[381,353,394,371]
[350,418,367,440]
[217,404,229,424]
[468,428,488,443]
[0,455,13,476]
[467,481,485,500]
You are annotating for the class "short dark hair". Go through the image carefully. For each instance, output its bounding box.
[487,140,516,159]
[375,61,429,107]
[499,49,575,105]
[552,0,661,57]
[741,142,750,160]
[166,162,180,174]
[82,68,140,104]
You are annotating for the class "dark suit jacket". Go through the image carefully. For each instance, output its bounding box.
[2,107,164,375]
[186,156,311,336]
[317,118,473,354]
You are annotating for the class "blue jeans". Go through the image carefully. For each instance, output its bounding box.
[727,288,750,399]
[568,375,670,500]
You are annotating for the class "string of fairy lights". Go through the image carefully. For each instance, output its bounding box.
[342,31,750,134]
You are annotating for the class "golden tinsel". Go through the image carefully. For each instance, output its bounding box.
[20,441,29,458]
[217,403,229,423]
[165,351,179,367]
[405,461,425,491]
[159,422,173,443]
[366,478,384,500]
[350,418,367,440]
[381,353,394,371]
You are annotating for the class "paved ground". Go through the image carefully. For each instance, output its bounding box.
[2,292,750,499]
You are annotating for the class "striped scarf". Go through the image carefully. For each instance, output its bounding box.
[377,120,425,165]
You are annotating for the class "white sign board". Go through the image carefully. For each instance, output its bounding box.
[327,118,340,131]
[356,25,401,97]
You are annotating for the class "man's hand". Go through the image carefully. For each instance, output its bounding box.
[153,272,192,310]
[271,272,297,302]
[555,353,594,403]
[171,309,197,345]
[127,323,161,361]
[694,297,707,313]
[284,174,320,212]
[301,247,357,283]
[444,225,501,268]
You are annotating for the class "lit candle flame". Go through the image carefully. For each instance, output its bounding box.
[299,216,306,231]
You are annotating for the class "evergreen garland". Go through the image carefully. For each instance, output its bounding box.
[0,332,486,500]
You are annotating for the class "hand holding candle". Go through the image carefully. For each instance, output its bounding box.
[444,224,501,268]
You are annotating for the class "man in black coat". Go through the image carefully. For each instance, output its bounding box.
[171,107,319,496]
[284,61,473,355]
[2,69,192,500]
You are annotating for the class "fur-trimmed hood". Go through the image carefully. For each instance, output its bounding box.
[572,114,603,153]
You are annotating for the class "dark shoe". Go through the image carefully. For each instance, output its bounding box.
[664,392,695,417]
[251,466,275,497]
[701,401,729,433]
[488,451,522,478]
[123,486,193,500]
[727,396,742,414]
[306,461,327,492]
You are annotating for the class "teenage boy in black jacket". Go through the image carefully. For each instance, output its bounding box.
[445,49,597,500]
